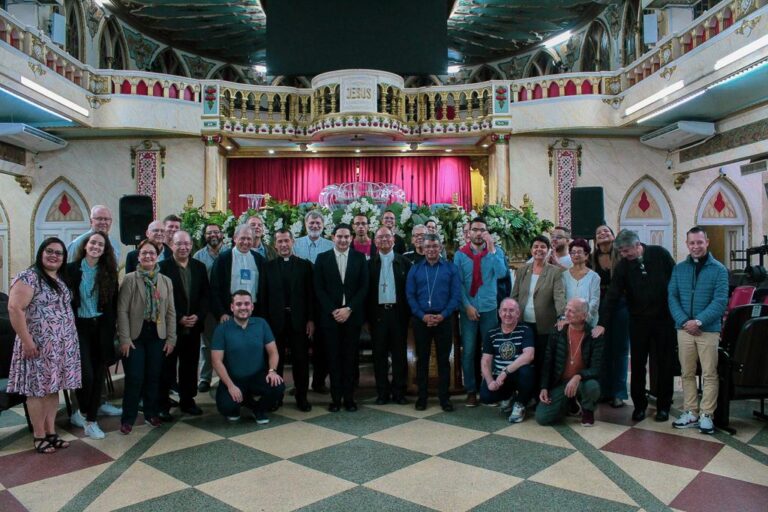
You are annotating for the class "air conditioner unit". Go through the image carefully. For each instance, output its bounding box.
[639,121,715,150]
[0,123,67,152]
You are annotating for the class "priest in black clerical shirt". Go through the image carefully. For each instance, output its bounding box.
[260,228,315,412]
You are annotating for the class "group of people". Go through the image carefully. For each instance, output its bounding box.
[5,201,730,454]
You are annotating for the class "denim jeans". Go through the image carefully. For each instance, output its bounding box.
[460,309,498,393]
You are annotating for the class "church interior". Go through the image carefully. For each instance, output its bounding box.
[1,0,768,510]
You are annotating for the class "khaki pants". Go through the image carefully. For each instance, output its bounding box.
[677,330,719,415]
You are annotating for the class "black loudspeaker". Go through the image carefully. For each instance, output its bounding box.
[119,195,153,246]
[571,187,604,239]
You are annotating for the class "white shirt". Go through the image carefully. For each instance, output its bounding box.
[334,247,348,305]
[231,249,258,299]
[523,274,539,324]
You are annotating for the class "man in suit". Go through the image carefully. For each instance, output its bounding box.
[314,223,369,412]
[368,226,412,405]
[261,228,315,412]
[248,215,277,261]
[381,210,406,254]
[210,224,266,323]
[158,231,210,419]
[124,220,172,272]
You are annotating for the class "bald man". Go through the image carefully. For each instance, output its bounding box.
[124,220,173,272]
[68,205,122,262]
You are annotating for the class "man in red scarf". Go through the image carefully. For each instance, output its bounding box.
[454,217,509,407]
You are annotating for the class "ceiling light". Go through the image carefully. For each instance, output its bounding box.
[447,65,461,74]
[624,80,684,116]
[355,149,361,153]
[714,34,768,70]
[636,89,707,123]
[707,58,768,89]
[545,31,571,48]
[445,149,453,153]
[0,85,72,122]
[253,65,267,74]
[311,149,318,153]
[401,148,408,152]
[20,76,89,117]
[268,149,275,154]
[224,145,233,150]
[482,144,489,148]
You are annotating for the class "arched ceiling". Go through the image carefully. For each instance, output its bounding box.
[105,0,608,69]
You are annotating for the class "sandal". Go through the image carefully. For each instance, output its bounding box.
[45,433,70,449]
[34,436,56,454]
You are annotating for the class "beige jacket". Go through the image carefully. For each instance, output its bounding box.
[117,271,177,346]
[510,262,566,335]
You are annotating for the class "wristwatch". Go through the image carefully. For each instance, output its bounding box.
[268,368,277,373]
[694,319,702,327]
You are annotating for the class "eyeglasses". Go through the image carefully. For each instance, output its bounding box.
[174,242,192,247]
[375,235,393,240]
[205,231,221,236]
[470,228,487,233]
[44,248,64,257]
[92,217,112,222]
[353,221,368,226]
[139,251,157,257]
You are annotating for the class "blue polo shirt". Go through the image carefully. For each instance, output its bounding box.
[212,317,275,379]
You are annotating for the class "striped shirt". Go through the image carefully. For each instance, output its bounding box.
[482,324,533,376]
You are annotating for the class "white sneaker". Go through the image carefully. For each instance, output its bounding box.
[98,403,123,416]
[500,399,512,412]
[84,421,106,440]
[70,410,86,428]
[508,402,526,423]
[699,413,715,434]
[226,416,241,423]
[672,410,699,429]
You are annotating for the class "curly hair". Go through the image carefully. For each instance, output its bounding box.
[74,231,118,307]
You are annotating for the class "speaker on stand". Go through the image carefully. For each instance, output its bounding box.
[119,195,153,246]
[571,187,605,240]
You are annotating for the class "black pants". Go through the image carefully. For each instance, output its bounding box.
[160,328,201,410]
[121,322,165,425]
[275,321,310,400]
[323,319,362,404]
[216,371,285,417]
[524,322,550,391]
[74,317,107,422]
[370,306,408,400]
[629,316,676,412]
[413,318,452,403]
[311,324,329,388]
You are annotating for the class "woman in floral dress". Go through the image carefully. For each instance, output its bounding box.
[7,237,82,454]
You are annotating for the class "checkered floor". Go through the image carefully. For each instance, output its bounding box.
[1,376,767,511]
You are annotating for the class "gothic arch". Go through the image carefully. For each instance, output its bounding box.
[30,177,90,256]
[618,175,677,256]
[695,176,752,266]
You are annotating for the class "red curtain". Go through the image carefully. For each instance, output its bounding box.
[228,156,471,215]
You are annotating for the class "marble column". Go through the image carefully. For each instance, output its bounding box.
[488,134,510,203]
[202,135,226,212]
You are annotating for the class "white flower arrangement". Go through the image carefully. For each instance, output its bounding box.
[400,206,412,225]
[342,198,380,234]
[290,220,304,238]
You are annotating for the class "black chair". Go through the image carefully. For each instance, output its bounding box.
[715,304,768,433]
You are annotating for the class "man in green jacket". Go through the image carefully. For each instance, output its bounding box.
[668,226,729,434]
[536,298,603,427]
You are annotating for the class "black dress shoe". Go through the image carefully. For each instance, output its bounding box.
[415,399,427,411]
[632,408,646,421]
[344,401,358,412]
[158,410,174,422]
[180,404,203,416]
[375,397,389,405]
[441,401,455,412]
[393,396,409,405]
[328,402,341,412]
[654,410,669,422]
[198,381,211,393]
[312,384,330,394]
[296,399,312,412]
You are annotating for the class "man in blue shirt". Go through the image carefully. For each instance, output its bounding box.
[211,290,284,424]
[454,217,508,407]
[668,226,728,434]
[406,234,462,411]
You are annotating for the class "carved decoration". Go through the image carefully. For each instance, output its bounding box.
[122,27,159,70]
[605,76,622,94]
[660,42,674,64]
[673,173,689,190]
[735,16,761,37]
[182,54,215,79]
[680,118,768,162]
[27,61,46,77]
[602,96,624,109]
[659,65,676,80]
[86,95,111,109]
[15,176,32,194]
[497,56,529,80]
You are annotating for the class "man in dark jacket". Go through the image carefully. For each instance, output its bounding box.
[367,226,412,404]
[159,231,209,418]
[537,298,603,427]
[261,229,315,412]
[594,229,676,422]
[210,225,266,322]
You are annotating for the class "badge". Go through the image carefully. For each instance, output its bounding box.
[240,269,252,281]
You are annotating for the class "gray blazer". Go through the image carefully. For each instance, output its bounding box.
[511,262,566,335]
[117,271,177,346]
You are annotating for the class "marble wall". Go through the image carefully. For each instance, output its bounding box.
[506,136,766,260]
[0,137,205,285]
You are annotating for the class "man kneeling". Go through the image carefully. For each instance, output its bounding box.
[212,290,285,424]
[479,298,535,423]
[536,298,602,427]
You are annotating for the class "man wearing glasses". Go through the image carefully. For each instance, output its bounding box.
[351,214,376,260]
[403,224,427,264]
[67,205,121,262]
[549,226,573,269]
[454,217,508,407]
[193,224,224,393]
[593,229,675,423]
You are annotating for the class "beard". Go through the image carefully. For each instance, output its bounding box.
[308,228,323,238]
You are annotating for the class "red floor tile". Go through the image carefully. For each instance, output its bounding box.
[0,491,28,512]
[670,472,768,512]
[602,428,723,470]
[594,403,637,426]
[0,439,113,488]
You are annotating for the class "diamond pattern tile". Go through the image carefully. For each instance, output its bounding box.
[231,421,355,459]
[473,480,639,511]
[0,440,113,488]
[670,472,768,512]
[114,488,239,512]
[183,411,295,438]
[602,428,724,470]
[296,486,434,512]
[364,419,487,455]
[306,406,415,437]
